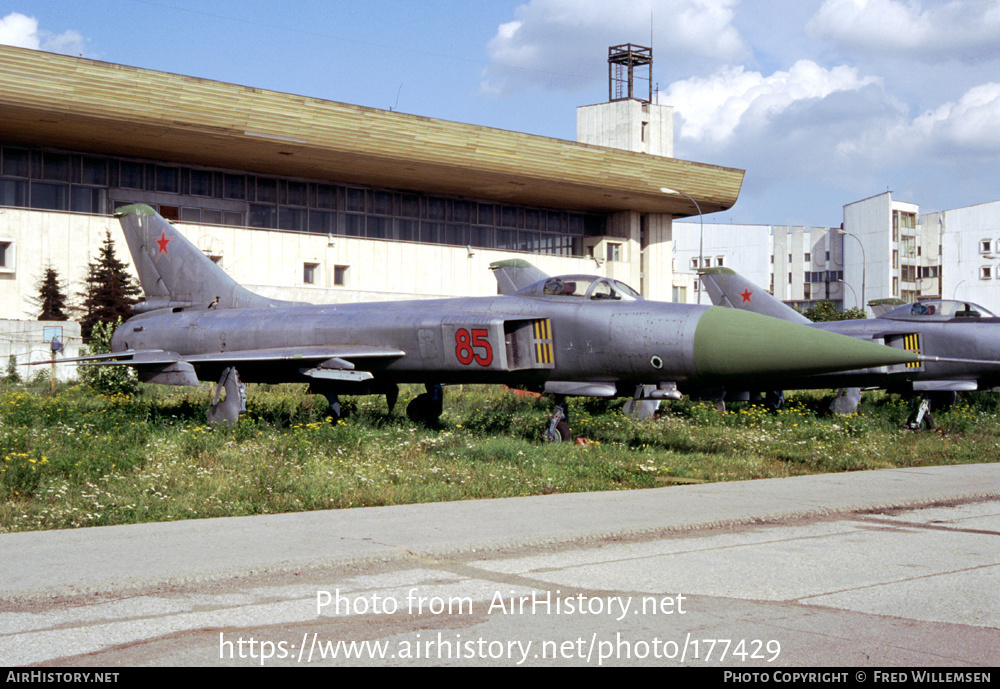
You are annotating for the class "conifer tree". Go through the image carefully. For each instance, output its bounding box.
[34,266,70,321]
[78,231,140,341]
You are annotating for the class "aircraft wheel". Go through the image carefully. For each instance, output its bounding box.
[407,384,443,425]
[544,397,571,442]
[545,420,572,443]
[406,394,433,424]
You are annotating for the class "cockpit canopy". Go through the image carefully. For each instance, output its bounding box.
[882,299,996,321]
[515,275,643,302]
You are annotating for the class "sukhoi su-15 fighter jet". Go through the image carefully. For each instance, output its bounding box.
[57,204,922,438]
[700,266,1000,425]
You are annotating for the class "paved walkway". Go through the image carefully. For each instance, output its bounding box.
[2,464,998,666]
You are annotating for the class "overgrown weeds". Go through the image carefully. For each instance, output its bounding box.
[1,382,997,533]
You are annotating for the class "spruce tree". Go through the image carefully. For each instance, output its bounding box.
[34,266,70,321]
[78,231,140,341]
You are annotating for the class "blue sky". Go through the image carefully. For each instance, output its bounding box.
[3,1,1000,227]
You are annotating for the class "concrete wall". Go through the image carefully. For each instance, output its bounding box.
[0,208,638,318]
[934,200,1000,311]
[576,100,674,157]
[673,222,772,304]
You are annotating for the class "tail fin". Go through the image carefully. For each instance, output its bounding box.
[489,259,549,295]
[115,204,281,312]
[699,266,811,324]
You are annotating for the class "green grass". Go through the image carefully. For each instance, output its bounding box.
[1,382,997,533]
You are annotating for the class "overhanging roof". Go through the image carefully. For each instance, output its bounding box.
[0,45,743,217]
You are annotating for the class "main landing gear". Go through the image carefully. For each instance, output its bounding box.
[905,391,956,431]
[207,366,246,426]
[545,395,572,443]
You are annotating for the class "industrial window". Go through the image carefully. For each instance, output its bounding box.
[119,161,144,189]
[223,174,246,200]
[31,183,68,210]
[286,180,308,207]
[0,144,600,258]
[155,167,179,193]
[278,207,306,232]
[0,179,27,206]
[313,184,338,210]
[524,209,540,230]
[255,177,277,204]
[41,153,71,181]
[0,240,14,272]
[453,200,472,224]
[190,169,214,197]
[303,262,319,284]
[1,148,29,177]
[81,158,108,185]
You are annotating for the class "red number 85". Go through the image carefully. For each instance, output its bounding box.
[455,328,493,366]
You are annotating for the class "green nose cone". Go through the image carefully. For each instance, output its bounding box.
[693,308,917,379]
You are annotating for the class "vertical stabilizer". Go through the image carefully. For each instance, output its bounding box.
[489,259,550,295]
[115,204,283,311]
[699,267,811,324]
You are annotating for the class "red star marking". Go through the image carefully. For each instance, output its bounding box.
[156,231,171,255]
[739,288,753,303]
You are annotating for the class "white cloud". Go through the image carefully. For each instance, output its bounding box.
[807,0,1000,63]
[663,59,884,143]
[0,12,39,49]
[911,82,1000,152]
[662,52,1000,209]
[481,0,748,94]
[0,12,89,56]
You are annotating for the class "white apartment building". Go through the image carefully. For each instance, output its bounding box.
[673,193,1000,316]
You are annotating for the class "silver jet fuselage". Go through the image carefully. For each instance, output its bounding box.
[114,294,713,392]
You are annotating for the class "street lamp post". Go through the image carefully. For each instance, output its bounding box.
[660,187,704,303]
[837,278,857,309]
[837,229,866,313]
